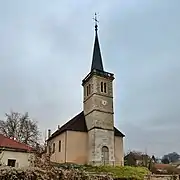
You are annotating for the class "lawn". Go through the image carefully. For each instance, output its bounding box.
[55,163,150,179]
[83,165,150,179]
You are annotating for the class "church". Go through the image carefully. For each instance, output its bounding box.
[47,20,125,166]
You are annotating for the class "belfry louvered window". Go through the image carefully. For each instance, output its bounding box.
[101,82,103,92]
[104,83,107,93]
[100,82,107,93]
[86,84,91,96]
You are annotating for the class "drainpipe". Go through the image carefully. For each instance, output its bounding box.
[65,131,67,163]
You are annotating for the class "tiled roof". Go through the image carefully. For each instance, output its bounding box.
[154,163,171,169]
[171,160,180,165]
[0,134,34,152]
[48,111,125,141]
[125,152,149,161]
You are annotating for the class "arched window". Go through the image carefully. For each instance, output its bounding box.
[102,146,109,165]
[104,83,107,93]
[100,82,107,93]
[101,82,103,92]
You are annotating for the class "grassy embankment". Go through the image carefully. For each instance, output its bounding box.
[57,163,150,179]
[84,165,150,179]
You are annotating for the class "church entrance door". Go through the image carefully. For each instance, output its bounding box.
[102,146,109,165]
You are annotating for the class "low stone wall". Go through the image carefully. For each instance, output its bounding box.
[145,174,179,180]
[0,166,113,180]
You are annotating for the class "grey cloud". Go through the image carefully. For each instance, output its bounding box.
[109,0,180,156]
[0,0,180,156]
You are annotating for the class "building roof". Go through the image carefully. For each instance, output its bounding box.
[48,111,125,141]
[0,134,34,152]
[91,26,104,72]
[154,163,171,170]
[171,160,180,165]
[125,151,150,161]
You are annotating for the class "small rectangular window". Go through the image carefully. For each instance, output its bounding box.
[89,84,91,94]
[59,140,61,152]
[8,159,16,167]
[52,143,55,153]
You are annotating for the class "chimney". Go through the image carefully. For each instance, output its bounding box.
[48,129,51,139]
[58,125,60,129]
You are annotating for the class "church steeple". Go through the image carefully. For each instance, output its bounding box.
[82,13,114,86]
[91,13,104,72]
[82,14,116,166]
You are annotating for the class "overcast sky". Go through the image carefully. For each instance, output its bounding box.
[0,0,180,157]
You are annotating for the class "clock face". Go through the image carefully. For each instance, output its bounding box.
[102,100,107,106]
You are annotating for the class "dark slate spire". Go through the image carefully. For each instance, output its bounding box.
[91,13,104,72]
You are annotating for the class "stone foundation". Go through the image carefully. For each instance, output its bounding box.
[88,160,116,166]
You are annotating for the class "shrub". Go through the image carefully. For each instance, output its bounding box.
[0,166,113,180]
[0,165,150,180]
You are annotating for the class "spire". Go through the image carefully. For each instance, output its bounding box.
[91,13,104,72]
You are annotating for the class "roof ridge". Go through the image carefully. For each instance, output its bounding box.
[59,111,83,130]
[66,111,84,127]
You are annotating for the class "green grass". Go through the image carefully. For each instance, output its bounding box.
[52,162,150,179]
[83,165,150,179]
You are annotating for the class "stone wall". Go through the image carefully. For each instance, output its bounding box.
[145,174,179,180]
[0,166,113,180]
[83,74,114,131]
[83,68,116,166]
[87,128,115,166]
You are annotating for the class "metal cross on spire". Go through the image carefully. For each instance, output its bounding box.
[93,13,99,31]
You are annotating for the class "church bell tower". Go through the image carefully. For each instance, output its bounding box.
[82,14,115,165]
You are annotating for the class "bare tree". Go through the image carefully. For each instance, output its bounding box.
[0,111,41,148]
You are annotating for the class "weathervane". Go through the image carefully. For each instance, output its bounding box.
[93,12,99,31]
